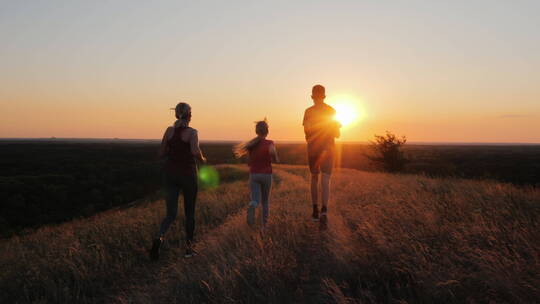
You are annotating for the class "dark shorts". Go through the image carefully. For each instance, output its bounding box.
[307,146,334,175]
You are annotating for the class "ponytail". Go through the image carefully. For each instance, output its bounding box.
[233,119,269,158]
[234,136,263,158]
[174,102,191,127]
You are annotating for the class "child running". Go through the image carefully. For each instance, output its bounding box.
[234,120,279,229]
[303,84,341,224]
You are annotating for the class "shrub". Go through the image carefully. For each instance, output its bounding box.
[368,131,408,172]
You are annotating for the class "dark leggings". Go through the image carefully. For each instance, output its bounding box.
[159,172,198,242]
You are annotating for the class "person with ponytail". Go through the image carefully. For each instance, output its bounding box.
[234,119,279,229]
[150,102,206,260]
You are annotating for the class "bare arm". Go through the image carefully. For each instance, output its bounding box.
[302,110,312,140]
[334,121,341,139]
[159,127,174,158]
[190,129,207,163]
[269,143,280,163]
[303,124,315,139]
[331,108,341,139]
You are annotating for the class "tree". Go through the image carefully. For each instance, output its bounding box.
[368,131,408,172]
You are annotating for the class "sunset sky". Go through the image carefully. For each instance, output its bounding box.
[1,1,539,143]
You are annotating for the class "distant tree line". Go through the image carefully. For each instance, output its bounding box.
[1,139,538,238]
[0,143,162,238]
[364,131,539,186]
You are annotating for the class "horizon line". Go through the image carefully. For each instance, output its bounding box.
[1,137,539,145]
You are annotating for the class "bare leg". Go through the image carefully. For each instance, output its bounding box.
[321,173,331,208]
[310,173,319,206]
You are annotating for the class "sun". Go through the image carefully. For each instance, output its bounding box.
[332,103,360,128]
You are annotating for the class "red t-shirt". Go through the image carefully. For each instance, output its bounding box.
[248,139,273,174]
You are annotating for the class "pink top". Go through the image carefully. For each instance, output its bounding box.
[248,139,273,174]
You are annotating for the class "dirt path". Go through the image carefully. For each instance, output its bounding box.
[106,168,302,303]
[108,167,359,303]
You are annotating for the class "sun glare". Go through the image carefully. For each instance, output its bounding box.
[332,103,360,128]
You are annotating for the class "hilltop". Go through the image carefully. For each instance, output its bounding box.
[1,165,538,303]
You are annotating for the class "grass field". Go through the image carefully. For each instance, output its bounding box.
[1,165,538,303]
[2,141,539,238]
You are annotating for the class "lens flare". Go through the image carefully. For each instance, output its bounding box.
[333,103,359,127]
[198,165,219,189]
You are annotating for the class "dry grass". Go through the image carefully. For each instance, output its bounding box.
[1,165,538,303]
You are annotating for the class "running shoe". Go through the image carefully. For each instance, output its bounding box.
[312,204,319,221]
[320,206,327,216]
[149,238,162,261]
[185,242,196,258]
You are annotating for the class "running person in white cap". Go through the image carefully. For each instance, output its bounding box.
[150,102,206,260]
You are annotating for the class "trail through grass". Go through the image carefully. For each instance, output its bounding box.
[1,165,538,303]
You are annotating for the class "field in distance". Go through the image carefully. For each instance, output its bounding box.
[1,140,539,238]
[1,164,538,303]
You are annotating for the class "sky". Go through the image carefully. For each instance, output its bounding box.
[1,0,539,143]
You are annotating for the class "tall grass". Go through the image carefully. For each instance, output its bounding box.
[1,165,538,303]
[0,165,250,303]
[332,171,540,303]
